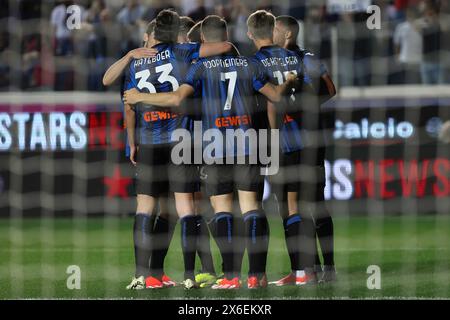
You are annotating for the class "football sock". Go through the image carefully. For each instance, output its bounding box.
[196,215,216,275]
[133,213,155,277]
[315,215,335,266]
[243,210,269,277]
[298,215,316,271]
[150,215,173,279]
[283,214,301,271]
[180,215,198,280]
[212,212,235,279]
[233,215,245,279]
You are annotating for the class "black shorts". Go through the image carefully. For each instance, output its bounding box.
[134,144,200,197]
[201,163,263,197]
[272,150,326,203]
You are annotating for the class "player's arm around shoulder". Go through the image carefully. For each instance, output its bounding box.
[123,85,195,108]
[102,48,158,86]
[198,42,233,58]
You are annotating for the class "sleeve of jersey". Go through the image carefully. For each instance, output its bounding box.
[182,61,202,91]
[303,54,328,78]
[251,59,268,91]
[175,43,201,63]
[124,63,137,90]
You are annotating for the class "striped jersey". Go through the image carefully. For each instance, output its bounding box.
[183,53,268,159]
[253,45,307,154]
[124,42,200,145]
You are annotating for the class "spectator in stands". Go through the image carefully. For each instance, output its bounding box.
[103,0,125,13]
[19,0,42,20]
[187,0,210,21]
[288,0,306,21]
[116,0,145,56]
[370,0,397,85]
[336,12,355,86]
[393,0,422,22]
[84,0,110,59]
[21,34,42,89]
[83,0,110,91]
[393,7,422,84]
[438,0,450,83]
[303,6,324,58]
[50,0,83,90]
[304,5,333,71]
[417,1,444,84]
[353,12,373,86]
[0,31,11,89]
[256,0,282,17]
[394,0,409,22]
[51,0,75,56]
[229,0,252,56]
[141,0,178,22]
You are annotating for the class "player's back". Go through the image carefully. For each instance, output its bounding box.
[125,42,200,145]
[254,45,303,85]
[186,54,265,132]
[253,45,305,153]
[184,53,268,159]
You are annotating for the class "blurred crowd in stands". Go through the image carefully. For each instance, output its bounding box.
[0,0,449,91]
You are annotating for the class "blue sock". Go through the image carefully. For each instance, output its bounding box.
[133,213,155,277]
[212,212,235,279]
[180,215,198,280]
[283,213,301,271]
[243,210,270,277]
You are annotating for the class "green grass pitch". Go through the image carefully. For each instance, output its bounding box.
[0,215,449,299]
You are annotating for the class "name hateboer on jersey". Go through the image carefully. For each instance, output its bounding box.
[124,42,201,145]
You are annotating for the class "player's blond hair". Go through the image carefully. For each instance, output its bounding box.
[247,10,275,40]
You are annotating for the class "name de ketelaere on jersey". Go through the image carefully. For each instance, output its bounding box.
[183,54,268,159]
[253,45,307,154]
[125,42,200,145]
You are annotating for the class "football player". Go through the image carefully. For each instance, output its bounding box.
[273,15,337,283]
[124,15,297,289]
[246,10,317,286]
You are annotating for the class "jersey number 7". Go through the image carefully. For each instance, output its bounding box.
[220,71,237,111]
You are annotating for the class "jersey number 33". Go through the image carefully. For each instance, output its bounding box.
[135,63,179,93]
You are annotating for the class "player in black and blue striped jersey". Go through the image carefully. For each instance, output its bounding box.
[123,10,235,290]
[103,18,218,289]
[124,15,297,289]
[246,9,318,286]
[274,15,337,284]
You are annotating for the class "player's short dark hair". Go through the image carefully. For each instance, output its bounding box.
[145,20,156,35]
[188,21,202,43]
[276,15,299,39]
[201,15,228,42]
[179,16,195,37]
[154,9,180,43]
[247,10,275,40]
